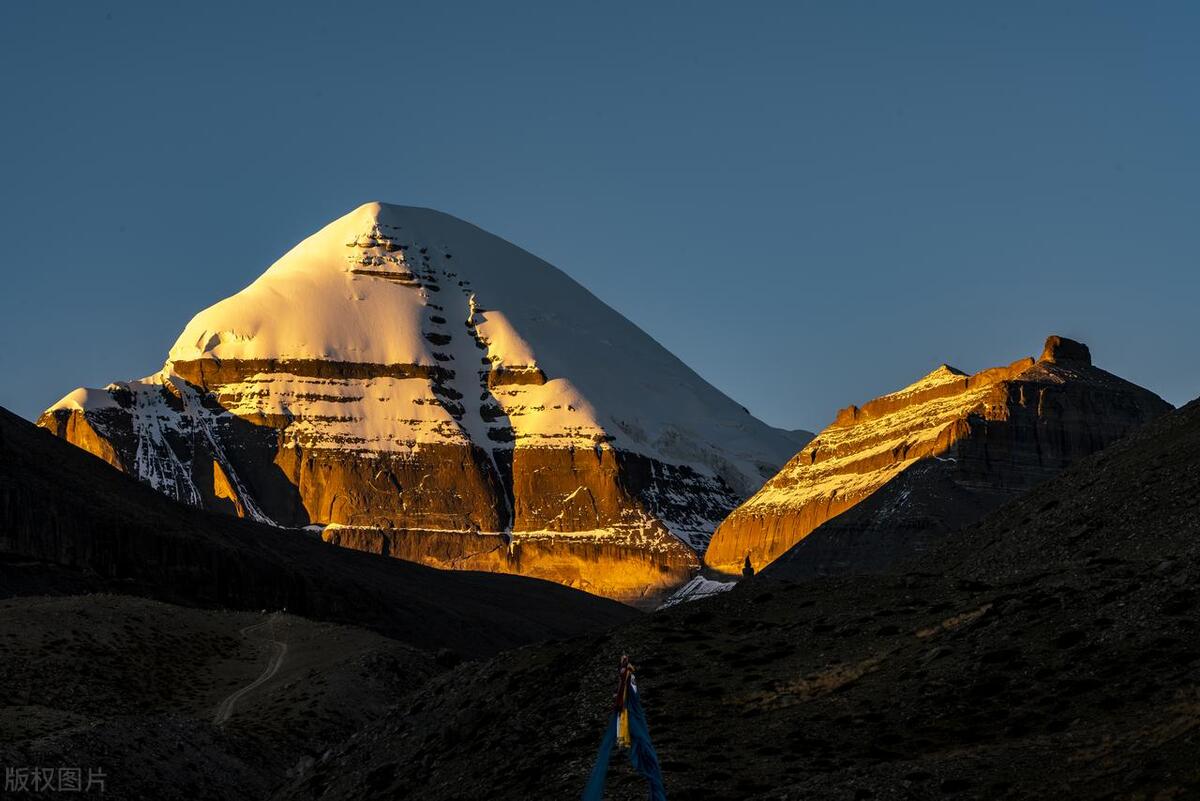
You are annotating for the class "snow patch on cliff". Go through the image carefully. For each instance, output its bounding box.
[659,575,738,608]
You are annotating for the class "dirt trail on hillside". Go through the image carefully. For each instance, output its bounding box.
[213,615,287,725]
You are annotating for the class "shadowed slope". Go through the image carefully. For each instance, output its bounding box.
[946,395,1200,578]
[0,595,438,801]
[0,406,636,658]
[281,398,1200,800]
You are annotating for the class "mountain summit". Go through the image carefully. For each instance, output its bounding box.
[39,203,807,602]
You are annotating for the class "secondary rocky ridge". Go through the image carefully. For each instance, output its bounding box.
[704,336,1172,575]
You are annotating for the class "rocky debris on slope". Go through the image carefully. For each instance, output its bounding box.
[0,406,637,657]
[705,335,1171,576]
[38,202,805,602]
[277,396,1200,801]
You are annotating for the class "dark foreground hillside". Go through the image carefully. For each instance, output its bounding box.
[0,405,637,799]
[283,400,1200,800]
[0,595,433,801]
[0,406,636,658]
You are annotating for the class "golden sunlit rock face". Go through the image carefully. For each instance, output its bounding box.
[40,411,125,472]
[321,526,698,604]
[703,336,1173,575]
[36,385,715,605]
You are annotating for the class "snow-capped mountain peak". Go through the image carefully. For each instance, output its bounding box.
[41,202,809,603]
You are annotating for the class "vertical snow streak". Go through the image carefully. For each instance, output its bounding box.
[451,279,514,531]
[129,381,202,507]
[174,378,275,526]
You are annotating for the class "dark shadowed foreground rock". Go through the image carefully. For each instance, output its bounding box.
[0,595,434,801]
[707,335,1171,577]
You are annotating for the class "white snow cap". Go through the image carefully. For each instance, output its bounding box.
[48,386,121,413]
[137,202,799,495]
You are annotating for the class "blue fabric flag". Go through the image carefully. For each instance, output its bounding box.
[583,713,617,801]
[583,686,667,801]
[626,686,667,800]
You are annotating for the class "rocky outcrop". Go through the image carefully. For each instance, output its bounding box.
[704,336,1172,575]
[38,202,803,603]
[1040,334,1091,364]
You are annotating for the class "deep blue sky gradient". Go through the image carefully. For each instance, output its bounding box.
[1,2,1197,430]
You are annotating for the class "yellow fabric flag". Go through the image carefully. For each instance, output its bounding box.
[617,708,631,748]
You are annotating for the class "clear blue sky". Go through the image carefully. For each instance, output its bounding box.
[2,2,1197,431]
